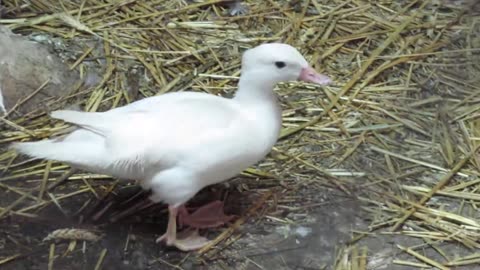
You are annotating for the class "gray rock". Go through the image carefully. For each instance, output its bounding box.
[0,26,79,116]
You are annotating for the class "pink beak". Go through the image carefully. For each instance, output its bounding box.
[298,67,332,85]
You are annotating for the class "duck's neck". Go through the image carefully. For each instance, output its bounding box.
[232,72,283,150]
[233,72,278,104]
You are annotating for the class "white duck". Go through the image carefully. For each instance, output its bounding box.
[12,43,331,251]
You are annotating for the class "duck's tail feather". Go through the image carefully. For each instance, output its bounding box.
[11,129,106,166]
[12,140,62,161]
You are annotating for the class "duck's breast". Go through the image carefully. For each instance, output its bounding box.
[182,103,282,187]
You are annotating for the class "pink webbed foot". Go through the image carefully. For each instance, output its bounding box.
[156,229,210,251]
[178,200,235,229]
[155,205,211,251]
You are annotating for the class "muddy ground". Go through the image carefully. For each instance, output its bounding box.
[0,175,475,270]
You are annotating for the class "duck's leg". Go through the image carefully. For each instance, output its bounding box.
[156,205,210,251]
[178,200,235,229]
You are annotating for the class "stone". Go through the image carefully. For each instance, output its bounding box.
[0,26,79,116]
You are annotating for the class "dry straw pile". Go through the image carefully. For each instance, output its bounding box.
[0,0,479,269]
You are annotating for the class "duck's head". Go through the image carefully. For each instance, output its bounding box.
[241,43,332,86]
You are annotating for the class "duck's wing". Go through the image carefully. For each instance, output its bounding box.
[14,94,242,179]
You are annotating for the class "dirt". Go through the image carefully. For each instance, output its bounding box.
[0,158,477,270]
[0,182,354,270]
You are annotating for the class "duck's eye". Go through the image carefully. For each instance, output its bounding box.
[275,61,286,69]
